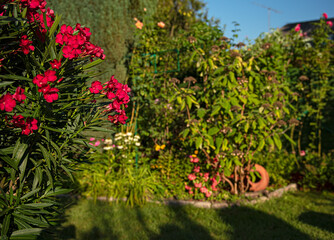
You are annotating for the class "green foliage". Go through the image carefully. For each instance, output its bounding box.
[127,10,334,199]
[298,151,334,190]
[77,133,160,207]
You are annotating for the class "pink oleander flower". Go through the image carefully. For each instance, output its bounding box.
[188,173,196,181]
[20,35,35,55]
[13,87,26,103]
[194,182,202,188]
[323,13,328,19]
[294,24,301,32]
[43,87,59,103]
[44,70,57,82]
[90,137,95,141]
[94,141,100,147]
[327,21,333,27]
[0,93,16,112]
[11,114,25,128]
[21,117,38,135]
[89,81,103,94]
[33,74,48,88]
[50,59,62,69]
[300,150,306,156]
[185,185,192,191]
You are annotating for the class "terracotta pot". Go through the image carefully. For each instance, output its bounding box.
[248,164,269,192]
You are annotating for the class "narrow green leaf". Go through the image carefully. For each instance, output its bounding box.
[82,58,103,70]
[20,188,40,200]
[0,74,31,81]
[37,143,51,169]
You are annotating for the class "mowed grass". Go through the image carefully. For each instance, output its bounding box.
[50,191,334,240]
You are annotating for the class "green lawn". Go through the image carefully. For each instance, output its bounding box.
[49,191,334,240]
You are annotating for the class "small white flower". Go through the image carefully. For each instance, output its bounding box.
[124,139,129,143]
[117,145,123,149]
[128,137,133,141]
[104,139,113,145]
[135,142,141,146]
[103,146,112,150]
[126,132,133,136]
[114,137,122,141]
[134,135,140,139]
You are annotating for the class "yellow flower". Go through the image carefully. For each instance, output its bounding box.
[194,150,198,154]
[192,154,197,157]
[155,144,165,151]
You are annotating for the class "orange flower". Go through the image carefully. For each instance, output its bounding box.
[157,21,165,28]
[135,20,143,29]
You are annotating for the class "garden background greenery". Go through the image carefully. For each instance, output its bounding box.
[0,0,333,239]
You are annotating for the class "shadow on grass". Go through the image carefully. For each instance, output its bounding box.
[299,211,334,233]
[216,206,311,240]
[47,199,315,240]
[135,203,214,240]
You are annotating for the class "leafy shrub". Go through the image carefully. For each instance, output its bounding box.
[298,151,334,191]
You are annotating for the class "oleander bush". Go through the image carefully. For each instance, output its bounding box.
[0,0,130,238]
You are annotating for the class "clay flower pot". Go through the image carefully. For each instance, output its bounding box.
[248,164,269,192]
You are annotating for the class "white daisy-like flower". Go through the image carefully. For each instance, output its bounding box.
[103,146,112,150]
[135,142,141,146]
[117,145,123,149]
[104,139,113,145]
[126,132,133,136]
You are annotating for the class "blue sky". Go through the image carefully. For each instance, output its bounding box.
[204,0,334,42]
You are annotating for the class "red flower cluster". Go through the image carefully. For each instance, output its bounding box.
[21,0,55,39]
[11,114,38,135]
[185,155,222,198]
[20,35,35,55]
[33,70,61,103]
[55,24,105,60]
[20,0,46,10]
[89,81,103,94]
[89,76,131,125]
[0,87,26,112]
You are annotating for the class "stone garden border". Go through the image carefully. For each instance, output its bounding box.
[92,183,298,209]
